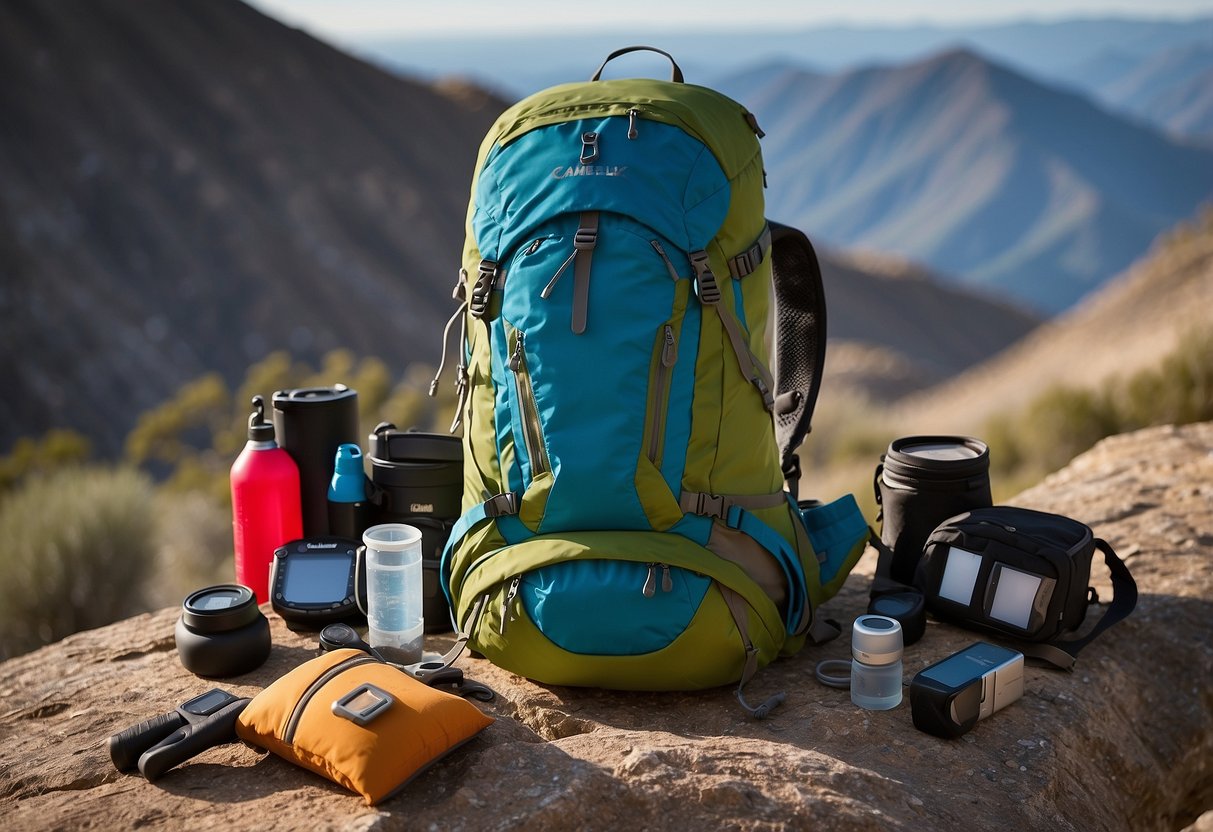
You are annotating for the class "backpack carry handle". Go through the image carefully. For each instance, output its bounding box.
[590,46,684,83]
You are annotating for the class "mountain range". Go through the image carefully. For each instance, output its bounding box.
[0,0,1037,458]
[0,0,499,456]
[717,49,1213,313]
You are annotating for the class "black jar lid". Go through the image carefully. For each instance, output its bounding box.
[181,584,261,633]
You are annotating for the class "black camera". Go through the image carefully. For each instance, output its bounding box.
[108,688,250,781]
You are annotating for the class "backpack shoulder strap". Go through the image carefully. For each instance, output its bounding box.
[769,221,828,499]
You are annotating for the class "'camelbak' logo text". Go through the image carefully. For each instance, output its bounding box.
[551,165,627,179]
[305,542,339,549]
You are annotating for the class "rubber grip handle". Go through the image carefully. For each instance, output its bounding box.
[108,711,185,772]
[137,699,250,782]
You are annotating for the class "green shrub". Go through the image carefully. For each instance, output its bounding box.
[0,466,157,659]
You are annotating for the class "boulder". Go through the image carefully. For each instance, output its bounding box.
[2,423,1211,830]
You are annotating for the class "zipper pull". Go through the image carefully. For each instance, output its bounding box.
[509,332,525,372]
[642,564,657,598]
[661,325,677,367]
[661,564,673,593]
[524,238,542,255]
[580,131,599,164]
[499,575,521,634]
[627,108,640,139]
[650,240,682,281]
[541,249,578,299]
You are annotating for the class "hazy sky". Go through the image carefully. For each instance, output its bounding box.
[248,0,1213,38]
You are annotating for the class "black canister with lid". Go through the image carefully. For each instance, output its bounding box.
[272,385,359,537]
[368,423,463,633]
[875,435,992,586]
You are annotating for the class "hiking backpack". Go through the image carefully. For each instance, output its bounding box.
[438,47,868,714]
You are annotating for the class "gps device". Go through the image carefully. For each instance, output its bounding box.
[910,641,1024,738]
[270,537,365,627]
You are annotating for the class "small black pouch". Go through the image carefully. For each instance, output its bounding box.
[915,506,1137,670]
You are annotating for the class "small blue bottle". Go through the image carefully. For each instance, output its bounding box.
[327,444,371,540]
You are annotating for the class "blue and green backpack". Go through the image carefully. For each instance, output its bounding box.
[438,47,869,715]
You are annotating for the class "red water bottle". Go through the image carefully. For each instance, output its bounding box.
[230,395,303,601]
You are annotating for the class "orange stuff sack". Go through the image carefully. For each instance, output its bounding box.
[235,648,493,804]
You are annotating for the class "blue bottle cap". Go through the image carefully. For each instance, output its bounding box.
[329,444,368,502]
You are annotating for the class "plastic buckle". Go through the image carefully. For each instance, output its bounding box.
[753,376,775,411]
[484,492,519,518]
[574,227,598,250]
[580,131,599,164]
[469,260,497,319]
[690,252,722,305]
[696,493,726,519]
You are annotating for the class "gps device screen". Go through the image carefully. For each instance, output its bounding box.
[283,554,354,603]
[270,538,365,627]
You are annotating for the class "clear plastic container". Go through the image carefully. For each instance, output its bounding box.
[850,615,904,710]
[362,524,424,664]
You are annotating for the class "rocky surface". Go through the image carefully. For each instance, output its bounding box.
[2,422,1211,830]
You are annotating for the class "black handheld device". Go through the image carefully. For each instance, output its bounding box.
[108,688,251,781]
[270,537,366,627]
[910,642,1024,739]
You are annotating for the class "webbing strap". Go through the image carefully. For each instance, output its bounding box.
[679,489,787,520]
[440,493,519,588]
[719,585,785,719]
[727,224,772,279]
[571,211,598,334]
[726,506,808,636]
[1020,538,1138,671]
[689,249,775,411]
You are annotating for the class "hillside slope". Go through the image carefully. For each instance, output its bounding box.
[894,209,1213,433]
[720,49,1213,313]
[0,2,1040,457]
[0,0,502,455]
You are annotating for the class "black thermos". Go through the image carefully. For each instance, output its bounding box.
[272,385,359,536]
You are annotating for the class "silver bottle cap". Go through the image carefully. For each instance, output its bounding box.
[852,615,904,666]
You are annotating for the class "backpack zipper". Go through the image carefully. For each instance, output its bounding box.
[627,108,641,139]
[282,654,379,744]
[646,324,678,464]
[641,563,675,597]
[509,330,550,476]
[499,575,521,634]
[650,240,682,281]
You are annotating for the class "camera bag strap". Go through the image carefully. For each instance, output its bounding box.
[1015,538,1137,671]
[870,532,1137,670]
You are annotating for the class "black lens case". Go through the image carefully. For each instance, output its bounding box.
[175,584,271,678]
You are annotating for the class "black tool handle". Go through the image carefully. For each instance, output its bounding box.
[137,699,250,782]
[108,711,186,772]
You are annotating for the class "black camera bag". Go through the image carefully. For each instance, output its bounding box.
[915,506,1137,670]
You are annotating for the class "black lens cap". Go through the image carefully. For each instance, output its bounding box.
[867,591,926,646]
[182,584,260,634]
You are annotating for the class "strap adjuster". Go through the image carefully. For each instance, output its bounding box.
[689,251,721,305]
[453,268,468,302]
[469,260,498,319]
[484,492,519,518]
[574,226,598,250]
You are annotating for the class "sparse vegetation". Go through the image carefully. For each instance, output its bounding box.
[0,349,456,658]
[985,327,1213,488]
[0,466,157,660]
